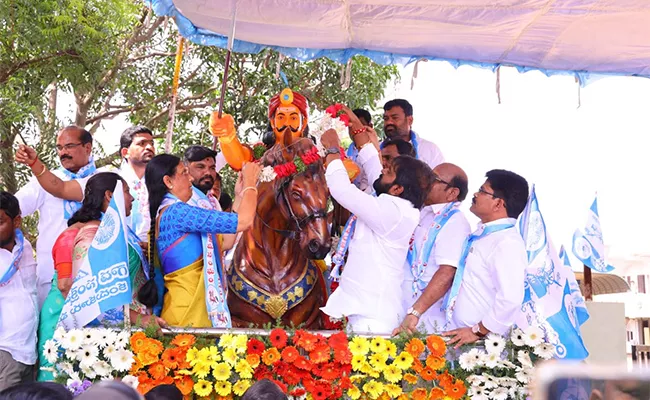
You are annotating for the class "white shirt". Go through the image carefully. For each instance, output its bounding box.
[413,132,445,169]
[0,237,38,365]
[118,161,150,242]
[15,171,91,307]
[321,146,420,332]
[401,203,470,332]
[451,218,527,335]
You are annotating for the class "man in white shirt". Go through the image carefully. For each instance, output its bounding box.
[15,126,96,306]
[0,192,38,390]
[443,169,529,347]
[394,163,471,335]
[382,99,444,169]
[320,120,433,334]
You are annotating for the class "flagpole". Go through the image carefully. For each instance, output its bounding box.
[583,264,593,301]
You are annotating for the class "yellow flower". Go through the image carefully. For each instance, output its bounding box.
[192,360,211,379]
[233,334,248,353]
[384,384,402,399]
[382,365,402,383]
[352,355,366,371]
[197,348,211,364]
[350,374,366,383]
[370,337,388,354]
[193,380,213,397]
[361,362,380,378]
[235,359,254,379]
[385,341,397,358]
[369,353,388,370]
[222,347,238,367]
[348,385,362,400]
[215,381,232,397]
[219,333,234,349]
[212,362,232,381]
[349,337,370,356]
[176,369,192,375]
[208,346,221,364]
[233,380,252,396]
[362,380,384,400]
[186,347,199,364]
[393,351,414,370]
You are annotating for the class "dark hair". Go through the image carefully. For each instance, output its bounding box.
[353,108,372,125]
[0,191,20,219]
[142,154,182,308]
[241,379,288,400]
[0,382,73,400]
[450,175,469,202]
[383,99,413,116]
[392,156,432,209]
[214,172,222,183]
[382,138,415,157]
[184,145,217,163]
[68,173,124,226]
[485,169,529,218]
[144,384,182,400]
[219,192,233,211]
[77,381,141,400]
[120,126,153,151]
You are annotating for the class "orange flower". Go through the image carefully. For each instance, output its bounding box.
[425,355,446,371]
[438,372,454,389]
[396,395,409,400]
[262,348,281,366]
[404,373,418,385]
[171,334,196,348]
[420,366,437,382]
[426,335,447,358]
[309,344,331,364]
[293,356,313,371]
[148,361,168,380]
[129,357,144,374]
[144,338,164,356]
[445,380,467,400]
[320,363,339,381]
[138,350,159,366]
[246,353,261,368]
[429,387,446,400]
[155,376,174,385]
[405,338,426,357]
[174,375,194,396]
[161,347,183,370]
[411,358,424,374]
[130,332,148,353]
[333,346,352,364]
[269,328,289,349]
[295,331,318,351]
[137,379,154,395]
[411,388,428,400]
[281,346,299,363]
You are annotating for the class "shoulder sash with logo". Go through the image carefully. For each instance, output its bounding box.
[442,222,515,329]
[0,229,25,287]
[407,202,460,297]
[58,157,97,219]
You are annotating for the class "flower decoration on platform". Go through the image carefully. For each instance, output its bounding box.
[258,147,321,183]
[309,104,350,157]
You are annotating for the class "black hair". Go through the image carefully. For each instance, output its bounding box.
[219,192,233,211]
[450,174,469,202]
[214,172,222,183]
[392,156,432,209]
[485,169,529,218]
[0,382,73,400]
[382,138,415,157]
[77,381,141,400]
[142,154,181,308]
[0,191,20,219]
[120,126,153,151]
[383,99,413,116]
[68,172,124,226]
[241,379,288,400]
[144,384,182,400]
[353,108,372,125]
[184,145,217,163]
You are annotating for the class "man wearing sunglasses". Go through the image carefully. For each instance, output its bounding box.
[393,163,470,335]
[443,169,529,347]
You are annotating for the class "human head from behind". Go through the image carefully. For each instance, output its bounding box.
[383,99,413,141]
[76,381,142,400]
[471,169,529,223]
[241,379,288,400]
[353,108,373,127]
[373,156,432,209]
[212,173,223,200]
[56,125,93,173]
[219,192,233,212]
[0,382,73,400]
[144,384,182,400]
[68,172,134,227]
[119,126,155,167]
[0,191,21,251]
[380,138,415,169]
[184,145,218,194]
[426,163,469,206]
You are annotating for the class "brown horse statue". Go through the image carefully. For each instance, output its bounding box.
[227,134,331,329]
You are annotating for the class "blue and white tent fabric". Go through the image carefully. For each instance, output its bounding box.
[57,181,132,330]
[572,196,614,273]
[516,186,589,360]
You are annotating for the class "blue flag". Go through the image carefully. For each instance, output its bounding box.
[517,186,589,360]
[572,196,614,272]
[559,245,590,328]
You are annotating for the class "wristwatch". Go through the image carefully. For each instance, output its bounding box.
[472,323,486,337]
[407,307,422,319]
[324,147,340,156]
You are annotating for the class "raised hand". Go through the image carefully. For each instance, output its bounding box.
[242,161,262,187]
[15,144,38,166]
[209,112,236,138]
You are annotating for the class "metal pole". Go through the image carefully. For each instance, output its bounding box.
[583,264,593,301]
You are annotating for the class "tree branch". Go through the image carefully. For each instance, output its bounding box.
[0,49,78,84]
[125,51,176,63]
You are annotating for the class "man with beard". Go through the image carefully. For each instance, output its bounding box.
[382,99,444,169]
[14,126,96,306]
[319,118,433,334]
[184,145,221,211]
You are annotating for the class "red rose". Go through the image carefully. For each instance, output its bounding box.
[325,105,337,117]
[334,103,344,112]
[338,114,350,126]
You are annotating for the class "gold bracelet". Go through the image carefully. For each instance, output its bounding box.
[35,164,47,177]
[241,186,258,196]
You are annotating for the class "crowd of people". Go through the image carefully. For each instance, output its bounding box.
[0,96,529,393]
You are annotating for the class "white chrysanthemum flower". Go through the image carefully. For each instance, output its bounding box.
[102,344,117,359]
[467,348,486,368]
[95,328,117,348]
[114,331,130,349]
[483,374,498,389]
[534,342,556,359]
[482,352,500,369]
[93,360,112,377]
[53,326,67,342]
[81,364,96,379]
[523,325,544,347]
[484,333,506,355]
[469,385,489,400]
[510,327,526,347]
[81,329,96,345]
[78,345,99,368]
[110,349,135,372]
[515,367,531,384]
[259,166,278,183]
[517,350,533,368]
[459,351,479,371]
[490,387,509,400]
[43,340,59,364]
[62,329,83,351]
[122,375,139,390]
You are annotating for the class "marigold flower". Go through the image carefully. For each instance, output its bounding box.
[130,332,148,353]
[420,366,437,381]
[392,351,414,370]
[269,328,289,349]
[174,375,194,396]
[426,335,447,358]
[171,333,196,348]
[425,355,446,371]
[193,380,213,397]
[262,348,281,366]
[405,338,426,357]
[411,388,428,400]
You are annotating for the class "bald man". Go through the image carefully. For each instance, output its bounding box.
[394,163,471,335]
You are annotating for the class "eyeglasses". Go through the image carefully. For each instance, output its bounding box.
[477,187,499,199]
[56,142,84,152]
[432,173,452,188]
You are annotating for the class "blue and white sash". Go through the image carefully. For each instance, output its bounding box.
[407,202,460,296]
[0,229,25,287]
[330,215,357,281]
[442,222,515,328]
[58,157,97,218]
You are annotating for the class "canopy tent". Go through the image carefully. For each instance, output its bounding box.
[149,0,650,85]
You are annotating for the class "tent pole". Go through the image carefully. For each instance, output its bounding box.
[583,264,593,301]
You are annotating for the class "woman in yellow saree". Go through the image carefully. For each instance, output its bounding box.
[144,153,260,328]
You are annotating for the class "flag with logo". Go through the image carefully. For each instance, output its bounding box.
[517,186,589,360]
[57,181,132,330]
[572,195,614,272]
[559,245,590,328]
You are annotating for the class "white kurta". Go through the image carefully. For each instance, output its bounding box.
[451,217,527,335]
[321,146,419,334]
[0,237,38,365]
[401,203,470,333]
[414,132,445,169]
[15,172,91,307]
